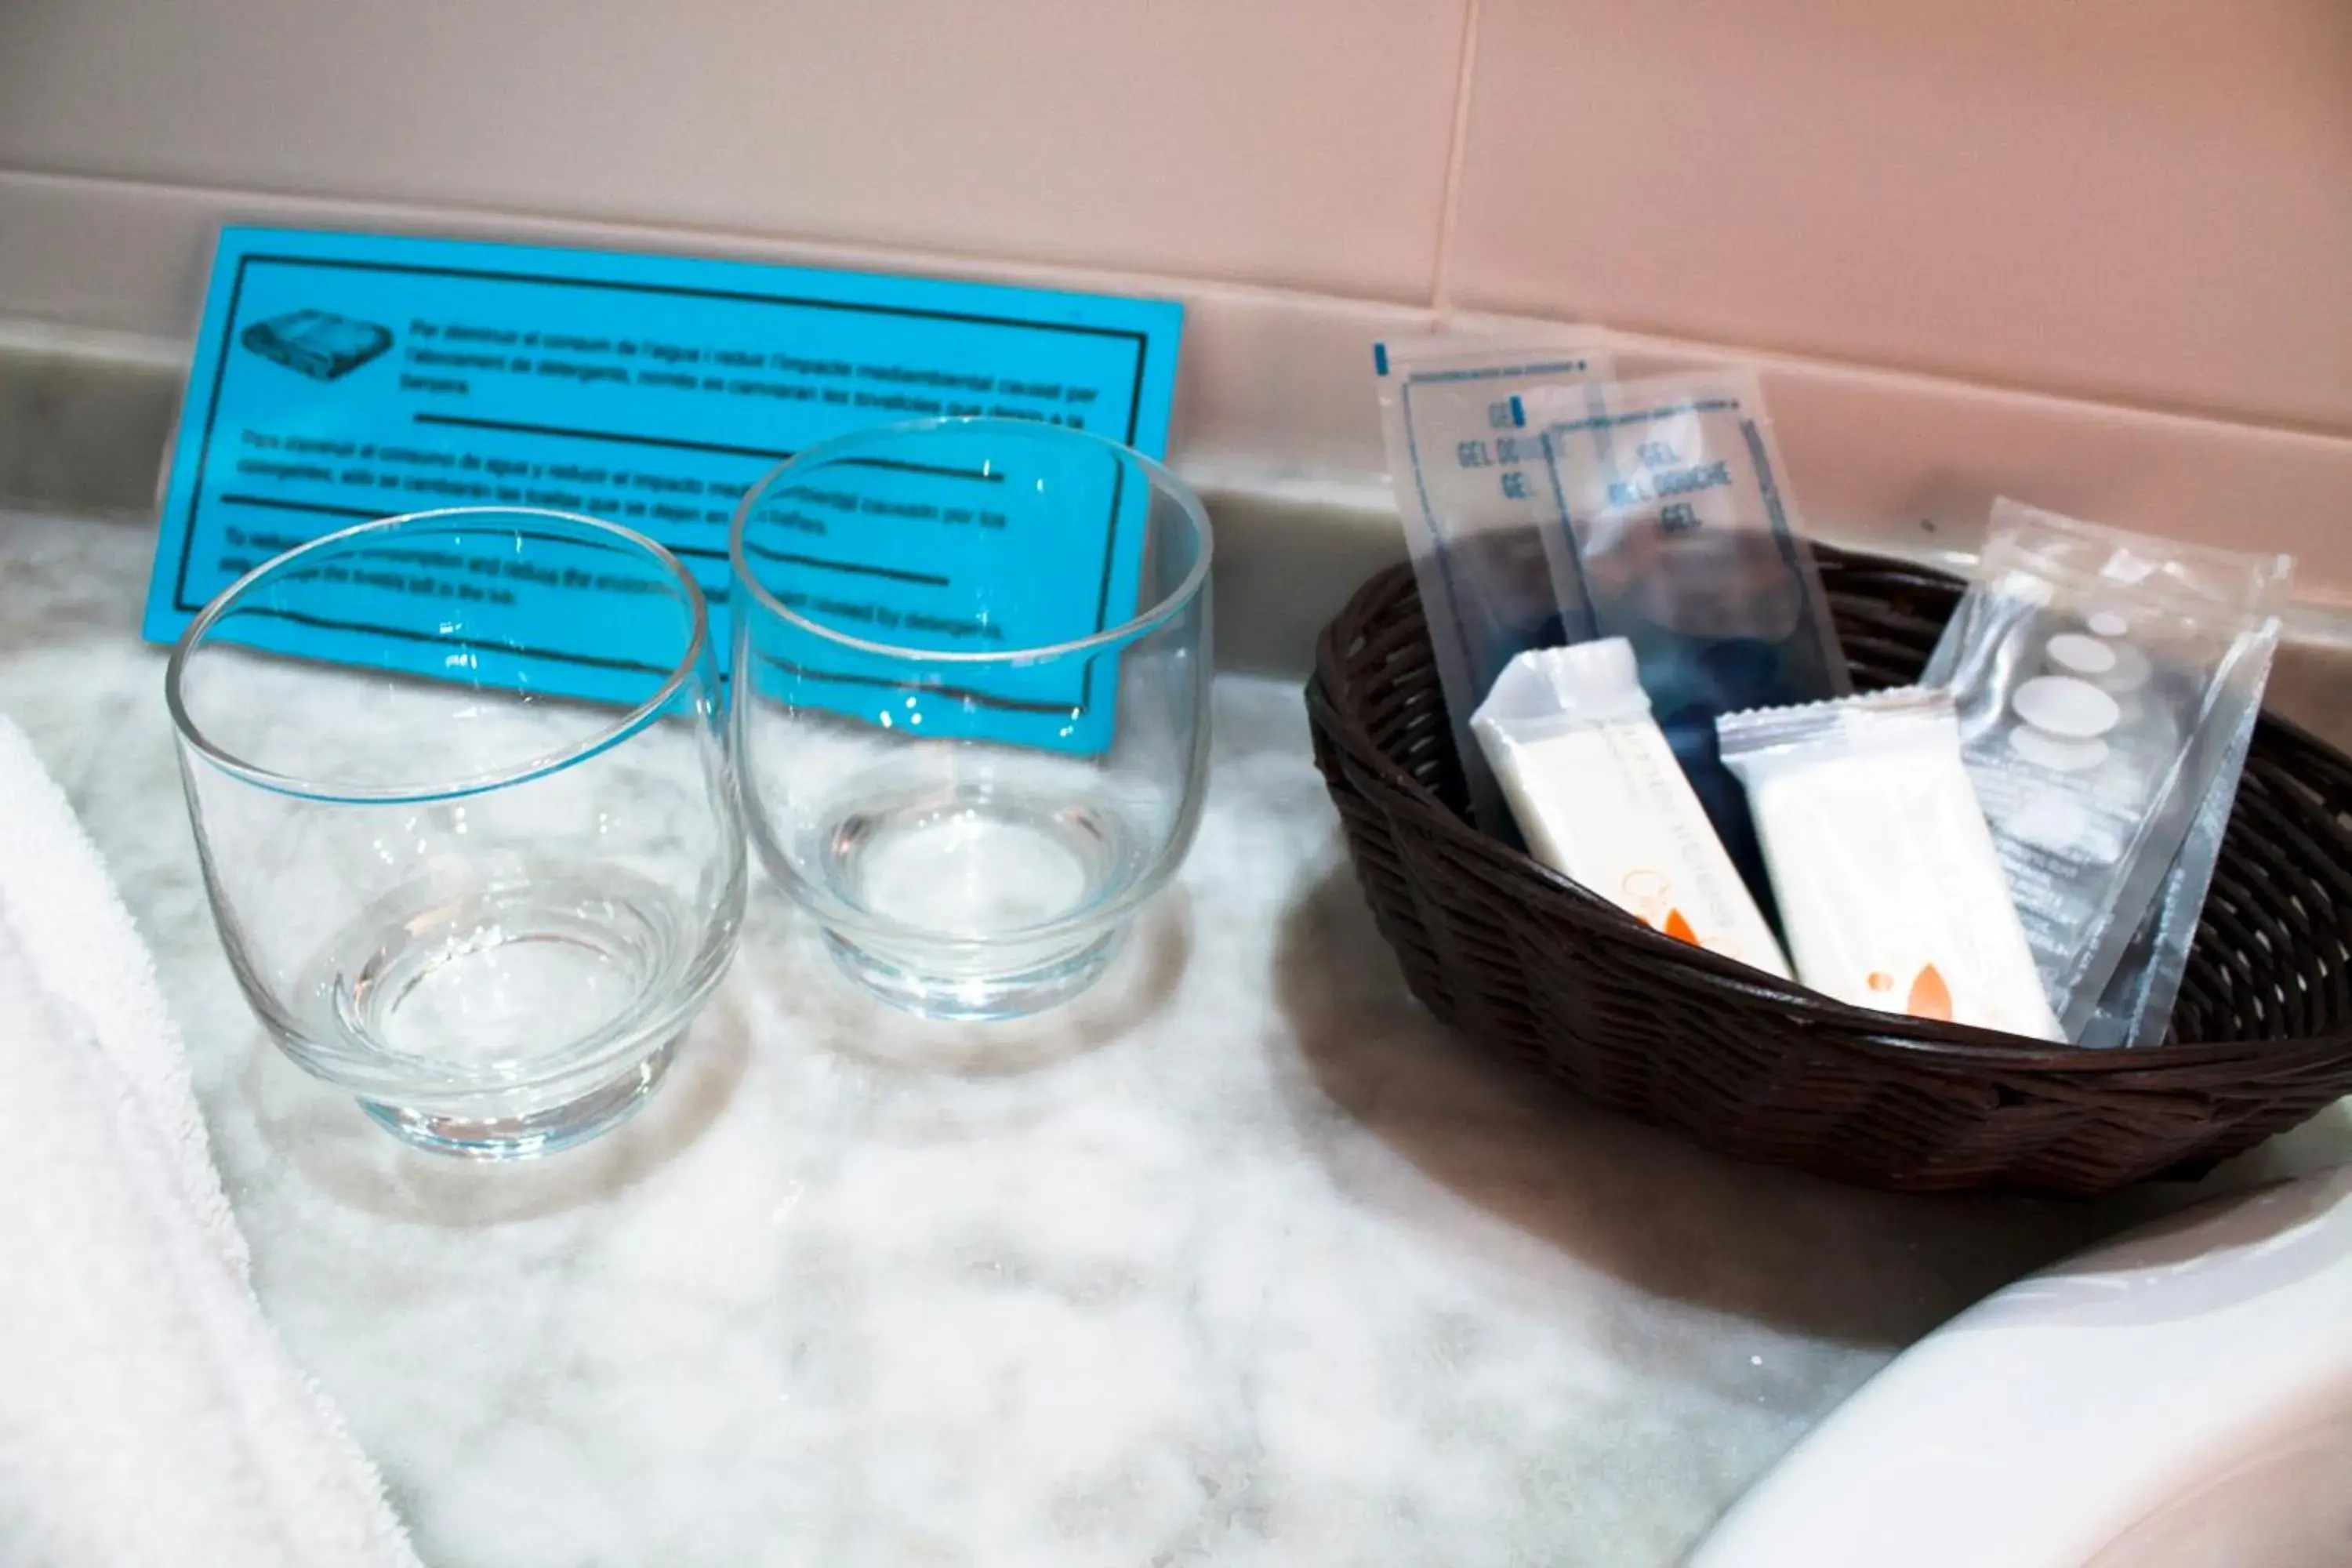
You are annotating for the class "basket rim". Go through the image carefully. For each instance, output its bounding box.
[1308,553,2352,1076]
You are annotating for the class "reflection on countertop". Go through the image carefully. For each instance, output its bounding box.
[2,509,2346,1568]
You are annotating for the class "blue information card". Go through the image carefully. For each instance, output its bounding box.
[144,227,1183,752]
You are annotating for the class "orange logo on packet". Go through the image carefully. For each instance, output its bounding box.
[1905,964,1954,1021]
[1622,871,1704,951]
[1619,870,1743,958]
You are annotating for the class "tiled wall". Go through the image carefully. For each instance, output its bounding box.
[3,0,2349,600]
[1451,0,2352,433]
[0,0,1468,303]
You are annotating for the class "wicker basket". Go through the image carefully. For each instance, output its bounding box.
[1307,546,2352,1196]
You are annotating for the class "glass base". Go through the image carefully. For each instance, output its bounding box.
[823,927,1126,1022]
[356,1035,677,1158]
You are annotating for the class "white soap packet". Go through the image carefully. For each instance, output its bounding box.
[1919,499,2292,1042]
[1473,638,1791,978]
[1374,328,1614,832]
[1718,688,2061,1040]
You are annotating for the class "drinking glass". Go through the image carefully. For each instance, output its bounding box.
[729,418,1212,1019]
[166,508,745,1157]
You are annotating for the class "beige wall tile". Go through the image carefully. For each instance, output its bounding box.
[0,169,1438,477]
[1450,0,2352,431]
[1586,325,2352,611]
[7,172,2350,605]
[0,0,1468,302]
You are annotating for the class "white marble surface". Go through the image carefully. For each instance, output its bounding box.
[5,510,2348,1567]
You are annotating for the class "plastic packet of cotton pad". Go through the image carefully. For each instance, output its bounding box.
[1517,368,1849,919]
[1374,328,1615,832]
[1920,499,2292,1043]
[1717,687,2059,1039]
[2073,681,2267,1049]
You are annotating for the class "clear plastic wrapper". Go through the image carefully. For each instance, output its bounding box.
[2073,687,2263,1049]
[1919,499,2291,1042]
[1520,368,1849,917]
[1718,688,2060,1040]
[1374,328,1613,832]
[1472,638,1791,978]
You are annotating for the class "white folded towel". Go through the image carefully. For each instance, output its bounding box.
[0,716,421,1568]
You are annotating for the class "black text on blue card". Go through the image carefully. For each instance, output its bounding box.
[143,227,1182,756]
[737,422,1153,754]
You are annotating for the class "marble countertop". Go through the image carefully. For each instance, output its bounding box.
[5,508,2347,1567]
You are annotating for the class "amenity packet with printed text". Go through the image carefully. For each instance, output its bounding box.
[1474,637,1791,979]
[1519,368,1848,916]
[1920,499,2291,1043]
[1719,687,2060,1040]
[1374,328,1613,832]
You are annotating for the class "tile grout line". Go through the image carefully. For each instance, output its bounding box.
[9,162,2350,445]
[1428,0,1483,327]
[0,162,1432,318]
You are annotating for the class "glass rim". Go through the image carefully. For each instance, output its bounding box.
[727,416,1214,665]
[164,506,711,805]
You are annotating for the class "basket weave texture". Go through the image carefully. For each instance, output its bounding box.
[1306,546,2352,1196]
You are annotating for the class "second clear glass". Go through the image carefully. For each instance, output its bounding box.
[728,417,1214,1019]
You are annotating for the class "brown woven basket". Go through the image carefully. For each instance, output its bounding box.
[1308,545,2352,1196]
